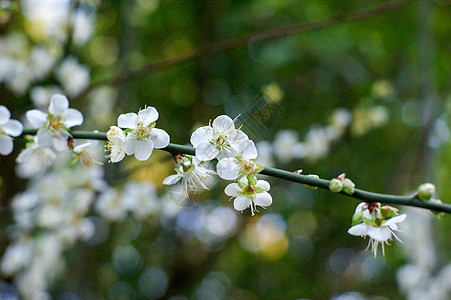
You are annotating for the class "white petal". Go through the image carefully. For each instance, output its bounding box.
[36,128,52,147]
[53,136,68,151]
[383,214,406,229]
[195,142,219,161]
[212,115,235,132]
[49,94,69,114]
[229,130,248,143]
[347,223,369,236]
[217,158,240,180]
[62,108,83,127]
[117,113,138,129]
[256,180,270,191]
[254,192,272,207]
[0,135,13,155]
[124,137,138,155]
[240,140,258,159]
[149,128,170,148]
[3,120,23,136]
[233,195,250,211]
[190,126,212,147]
[138,107,159,124]
[0,106,11,123]
[224,183,241,197]
[26,110,48,127]
[163,174,183,185]
[110,146,125,162]
[367,226,391,242]
[134,139,154,161]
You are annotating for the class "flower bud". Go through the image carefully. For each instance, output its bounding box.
[429,199,444,219]
[418,183,436,201]
[304,174,319,190]
[342,178,355,195]
[329,178,343,193]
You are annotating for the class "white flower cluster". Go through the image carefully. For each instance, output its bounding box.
[348,202,406,257]
[1,156,106,298]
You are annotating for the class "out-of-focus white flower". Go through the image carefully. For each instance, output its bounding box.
[26,94,83,151]
[55,56,90,96]
[0,105,23,155]
[95,188,127,221]
[29,47,56,79]
[225,176,272,216]
[30,86,63,110]
[72,138,103,169]
[217,140,259,180]
[16,136,57,178]
[117,106,170,161]
[163,154,216,200]
[122,181,160,219]
[72,10,94,45]
[0,239,33,276]
[190,115,248,161]
[255,140,273,167]
[272,130,304,163]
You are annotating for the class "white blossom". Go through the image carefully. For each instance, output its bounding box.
[224,177,272,216]
[117,106,170,161]
[163,155,216,201]
[217,140,258,180]
[55,56,90,96]
[26,94,83,151]
[190,115,249,161]
[348,213,406,257]
[0,105,23,155]
[122,181,161,219]
[106,126,126,163]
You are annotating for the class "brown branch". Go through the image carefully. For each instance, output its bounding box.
[75,0,411,100]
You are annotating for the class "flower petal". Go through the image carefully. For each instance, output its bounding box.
[254,192,272,207]
[239,140,258,159]
[49,94,69,114]
[117,113,138,129]
[217,158,240,180]
[62,108,83,127]
[224,183,241,197]
[0,106,11,123]
[229,130,248,143]
[0,135,13,155]
[347,223,369,236]
[138,107,159,124]
[149,128,170,148]
[53,136,69,151]
[212,115,235,132]
[124,137,138,155]
[134,139,154,161]
[233,195,250,211]
[367,226,391,242]
[163,174,183,185]
[195,142,219,161]
[37,128,52,147]
[190,126,212,147]
[256,180,270,191]
[383,214,406,229]
[26,110,48,127]
[3,120,23,137]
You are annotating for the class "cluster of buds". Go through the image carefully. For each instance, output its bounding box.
[329,173,355,195]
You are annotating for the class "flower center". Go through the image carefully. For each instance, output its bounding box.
[241,159,254,175]
[243,184,256,195]
[48,115,64,133]
[134,122,153,140]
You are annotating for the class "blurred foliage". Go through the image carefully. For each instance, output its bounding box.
[1,0,450,299]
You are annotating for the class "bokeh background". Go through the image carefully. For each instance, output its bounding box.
[0,0,450,299]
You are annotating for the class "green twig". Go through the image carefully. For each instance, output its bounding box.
[20,129,451,214]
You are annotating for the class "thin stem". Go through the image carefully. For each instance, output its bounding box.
[20,129,451,214]
[74,0,410,100]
